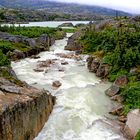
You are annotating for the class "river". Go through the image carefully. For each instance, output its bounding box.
[11,33,126,140]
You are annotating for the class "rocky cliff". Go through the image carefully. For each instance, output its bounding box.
[0,75,55,140]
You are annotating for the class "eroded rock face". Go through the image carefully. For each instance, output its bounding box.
[109,105,124,116]
[36,34,54,48]
[0,77,55,140]
[87,56,109,78]
[96,63,110,78]
[124,109,140,139]
[10,49,25,60]
[65,32,83,51]
[87,57,100,73]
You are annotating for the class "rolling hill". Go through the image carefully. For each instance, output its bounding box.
[0,0,131,16]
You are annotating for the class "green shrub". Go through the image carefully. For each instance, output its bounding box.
[0,40,14,54]
[121,82,140,114]
[135,130,140,140]
[108,68,129,82]
[0,50,10,66]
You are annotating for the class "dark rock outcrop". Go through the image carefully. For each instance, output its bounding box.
[105,85,120,97]
[96,63,110,78]
[0,77,55,140]
[87,56,100,73]
[36,34,55,49]
[87,56,109,78]
[65,32,83,51]
[10,49,25,60]
[105,75,128,97]
[109,105,124,116]
[114,75,128,87]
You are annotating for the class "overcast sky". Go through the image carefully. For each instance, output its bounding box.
[53,0,140,14]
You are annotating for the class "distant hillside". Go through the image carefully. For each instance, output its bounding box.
[0,0,131,16]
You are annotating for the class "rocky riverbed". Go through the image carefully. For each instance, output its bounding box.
[11,33,127,140]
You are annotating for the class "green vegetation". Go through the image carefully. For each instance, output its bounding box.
[121,82,140,114]
[135,130,140,140]
[0,25,74,84]
[0,39,30,53]
[0,25,75,38]
[0,25,61,38]
[62,28,76,33]
[80,20,140,114]
[0,50,10,66]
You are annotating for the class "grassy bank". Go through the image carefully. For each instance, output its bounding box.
[79,20,140,115]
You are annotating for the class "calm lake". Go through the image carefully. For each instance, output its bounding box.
[2,21,90,28]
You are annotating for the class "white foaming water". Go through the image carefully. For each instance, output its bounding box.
[11,33,126,140]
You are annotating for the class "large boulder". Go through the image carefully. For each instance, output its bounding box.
[23,38,36,47]
[106,75,128,97]
[105,85,120,97]
[10,49,25,60]
[109,105,124,116]
[65,32,83,51]
[87,57,100,72]
[124,109,140,139]
[114,75,128,87]
[96,63,110,78]
[36,34,50,49]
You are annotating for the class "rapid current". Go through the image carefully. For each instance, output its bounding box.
[11,33,126,140]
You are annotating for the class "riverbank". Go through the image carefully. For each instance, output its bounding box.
[0,26,67,139]
[11,33,127,140]
[65,19,140,139]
